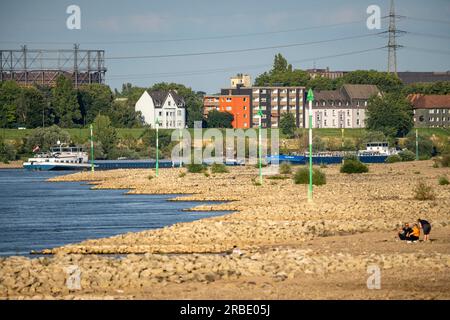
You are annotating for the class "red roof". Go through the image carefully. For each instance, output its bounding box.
[408,94,450,109]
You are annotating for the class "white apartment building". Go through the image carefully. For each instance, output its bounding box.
[310,84,381,129]
[135,90,186,128]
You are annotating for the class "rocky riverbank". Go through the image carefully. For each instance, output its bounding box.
[0,161,23,169]
[1,160,449,299]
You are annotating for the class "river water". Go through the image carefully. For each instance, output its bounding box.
[0,169,229,256]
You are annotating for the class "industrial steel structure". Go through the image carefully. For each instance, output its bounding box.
[0,44,106,87]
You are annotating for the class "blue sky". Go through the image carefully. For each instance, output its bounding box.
[1,0,449,93]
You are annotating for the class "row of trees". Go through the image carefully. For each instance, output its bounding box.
[0,77,143,129]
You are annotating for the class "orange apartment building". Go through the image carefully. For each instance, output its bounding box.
[203,95,250,128]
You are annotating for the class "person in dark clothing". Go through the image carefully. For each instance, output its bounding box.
[418,218,432,241]
[398,223,412,240]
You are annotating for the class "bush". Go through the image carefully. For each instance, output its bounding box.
[294,167,326,186]
[211,162,229,174]
[385,154,402,163]
[435,154,450,167]
[343,154,359,161]
[186,163,207,173]
[279,162,292,174]
[413,181,436,200]
[0,140,17,163]
[340,159,369,174]
[398,150,416,162]
[438,176,449,185]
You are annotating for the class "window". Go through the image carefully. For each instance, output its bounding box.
[226,106,232,111]
[347,119,350,126]
[332,119,336,126]
[430,109,434,114]
[332,110,335,116]
[324,119,327,126]
[158,111,162,116]
[338,101,342,106]
[243,114,247,118]
[177,110,181,116]
[244,106,247,110]
[324,110,327,117]
[168,101,171,106]
[356,101,360,106]
[322,101,326,106]
[226,98,232,102]
[364,101,367,106]
[356,119,360,125]
[244,122,247,127]
[243,97,247,102]
[347,110,350,116]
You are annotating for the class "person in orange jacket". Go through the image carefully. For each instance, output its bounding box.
[406,224,420,243]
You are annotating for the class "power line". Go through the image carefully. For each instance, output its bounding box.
[106,47,385,80]
[403,16,450,26]
[106,33,380,60]
[0,19,366,46]
[404,46,450,56]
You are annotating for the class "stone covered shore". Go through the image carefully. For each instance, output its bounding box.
[1,160,449,299]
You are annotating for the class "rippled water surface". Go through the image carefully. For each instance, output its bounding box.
[0,169,228,256]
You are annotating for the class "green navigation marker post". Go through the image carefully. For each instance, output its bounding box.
[306,89,314,201]
[90,124,95,172]
[155,118,160,177]
[179,128,183,168]
[257,107,264,184]
[415,128,419,161]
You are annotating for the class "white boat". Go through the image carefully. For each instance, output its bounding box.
[23,143,94,171]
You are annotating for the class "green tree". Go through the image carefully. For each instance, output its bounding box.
[366,93,413,137]
[279,112,296,138]
[402,81,450,96]
[25,125,71,152]
[337,70,403,93]
[93,114,118,159]
[206,110,234,128]
[78,84,113,124]
[16,87,46,128]
[254,53,310,86]
[109,100,143,128]
[0,80,21,128]
[51,76,81,127]
[307,77,337,90]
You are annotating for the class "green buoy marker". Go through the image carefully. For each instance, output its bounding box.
[306,89,314,201]
[155,118,160,177]
[257,107,264,184]
[90,124,94,172]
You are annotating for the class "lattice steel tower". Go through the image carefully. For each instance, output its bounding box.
[387,0,403,74]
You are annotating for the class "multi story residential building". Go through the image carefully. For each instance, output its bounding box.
[409,94,450,128]
[310,84,381,128]
[230,74,251,88]
[217,95,250,128]
[221,85,305,128]
[135,90,186,129]
[203,95,220,117]
[203,94,250,129]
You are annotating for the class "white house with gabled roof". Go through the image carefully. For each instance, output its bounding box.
[135,90,186,128]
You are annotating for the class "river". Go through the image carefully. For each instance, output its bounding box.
[0,169,229,256]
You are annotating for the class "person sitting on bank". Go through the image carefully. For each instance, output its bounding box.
[398,223,412,240]
[407,224,420,242]
[418,218,432,242]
